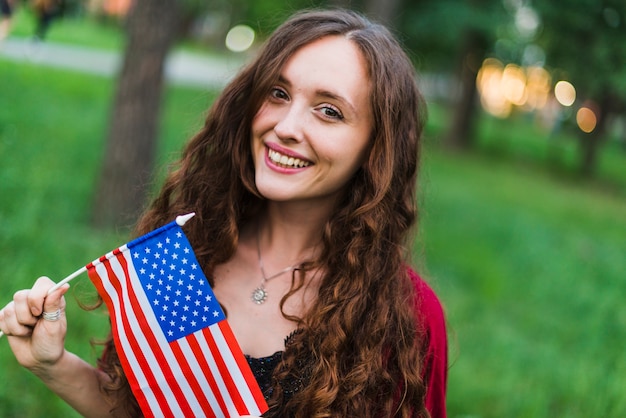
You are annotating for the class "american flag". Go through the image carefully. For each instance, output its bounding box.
[87,217,268,418]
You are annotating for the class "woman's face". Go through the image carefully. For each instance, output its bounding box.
[251,35,373,208]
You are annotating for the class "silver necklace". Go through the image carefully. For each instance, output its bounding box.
[251,233,299,305]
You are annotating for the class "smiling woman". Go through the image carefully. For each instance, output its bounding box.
[0,8,447,418]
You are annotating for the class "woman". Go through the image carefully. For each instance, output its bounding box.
[0,9,447,417]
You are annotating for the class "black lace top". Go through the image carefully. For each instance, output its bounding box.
[245,351,283,401]
[244,330,305,409]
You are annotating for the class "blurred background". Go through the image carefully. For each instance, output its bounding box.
[0,0,625,416]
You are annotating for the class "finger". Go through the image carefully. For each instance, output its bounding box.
[13,289,41,328]
[27,276,58,317]
[41,282,70,318]
[0,301,34,337]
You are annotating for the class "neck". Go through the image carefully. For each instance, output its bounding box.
[254,202,328,268]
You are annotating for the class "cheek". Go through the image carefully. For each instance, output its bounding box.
[251,103,271,133]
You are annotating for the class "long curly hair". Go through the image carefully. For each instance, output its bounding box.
[97,8,428,417]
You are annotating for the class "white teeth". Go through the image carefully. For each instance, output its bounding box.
[268,149,310,168]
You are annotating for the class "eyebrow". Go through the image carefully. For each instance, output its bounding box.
[277,75,358,116]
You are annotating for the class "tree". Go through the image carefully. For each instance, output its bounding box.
[399,0,510,149]
[92,0,181,228]
[533,0,626,176]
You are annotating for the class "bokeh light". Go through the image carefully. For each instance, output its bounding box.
[524,66,551,110]
[476,59,551,117]
[501,64,527,106]
[225,25,255,52]
[576,107,597,133]
[554,80,576,106]
[476,58,511,118]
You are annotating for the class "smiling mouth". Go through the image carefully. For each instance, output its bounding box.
[268,148,311,168]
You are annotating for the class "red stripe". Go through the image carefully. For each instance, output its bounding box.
[170,337,217,417]
[218,321,269,412]
[115,251,197,417]
[203,325,248,415]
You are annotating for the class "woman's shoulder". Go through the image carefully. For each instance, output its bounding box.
[405,266,448,418]
[406,267,446,328]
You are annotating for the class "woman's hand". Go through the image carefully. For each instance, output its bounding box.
[0,276,70,372]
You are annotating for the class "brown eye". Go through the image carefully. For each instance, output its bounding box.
[270,87,289,101]
[320,105,344,120]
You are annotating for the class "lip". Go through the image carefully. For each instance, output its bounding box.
[264,143,312,173]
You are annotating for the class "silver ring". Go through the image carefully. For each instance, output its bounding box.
[42,309,62,322]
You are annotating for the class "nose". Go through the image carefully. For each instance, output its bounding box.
[273,103,305,143]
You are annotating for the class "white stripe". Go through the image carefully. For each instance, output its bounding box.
[209,325,262,416]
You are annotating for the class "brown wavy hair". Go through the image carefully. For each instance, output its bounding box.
[97,8,428,417]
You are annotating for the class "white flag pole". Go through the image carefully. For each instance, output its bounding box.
[0,213,196,340]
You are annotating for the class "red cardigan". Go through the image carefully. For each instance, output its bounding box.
[409,268,448,418]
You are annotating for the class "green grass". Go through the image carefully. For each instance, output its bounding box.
[418,150,626,417]
[1,38,626,418]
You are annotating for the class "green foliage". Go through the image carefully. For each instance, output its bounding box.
[533,0,626,98]
[398,0,512,70]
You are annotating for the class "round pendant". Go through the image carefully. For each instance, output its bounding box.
[251,286,267,304]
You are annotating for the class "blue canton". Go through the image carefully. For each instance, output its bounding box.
[131,226,225,343]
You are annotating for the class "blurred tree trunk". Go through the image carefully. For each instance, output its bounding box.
[444,28,487,150]
[578,90,614,177]
[93,0,181,228]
